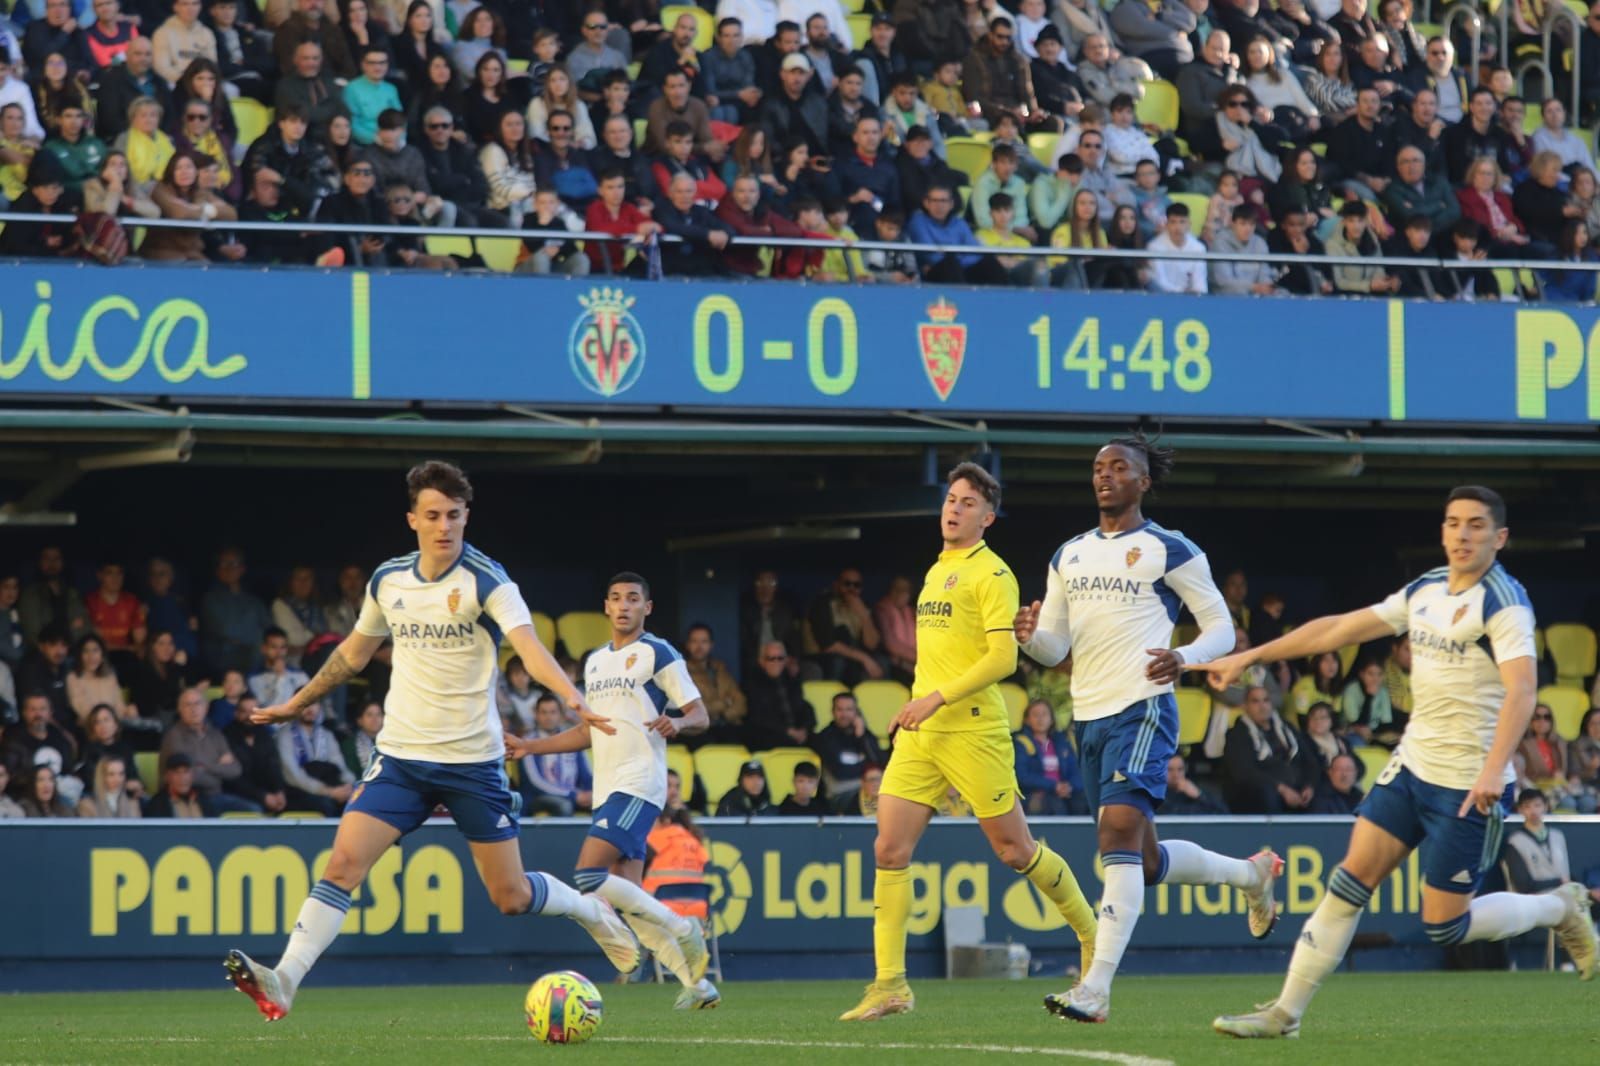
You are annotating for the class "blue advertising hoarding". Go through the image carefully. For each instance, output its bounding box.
[0,264,1597,424]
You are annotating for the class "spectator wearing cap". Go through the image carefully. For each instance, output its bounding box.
[964,16,1059,133]
[715,758,774,816]
[1309,752,1365,814]
[703,17,763,124]
[344,45,402,144]
[1109,0,1196,81]
[743,638,814,749]
[1145,200,1207,292]
[145,752,212,817]
[800,11,852,93]
[761,51,829,156]
[853,12,904,104]
[160,685,260,813]
[275,41,344,138]
[972,141,1036,240]
[895,123,957,208]
[655,170,737,274]
[777,760,828,816]
[808,692,885,808]
[1209,203,1276,295]
[1327,198,1400,293]
[246,104,339,216]
[907,181,1006,284]
[834,112,898,232]
[881,71,943,156]
[651,118,727,207]
[0,152,79,256]
[585,167,660,274]
[277,700,354,815]
[418,105,499,227]
[645,68,724,163]
[825,62,878,155]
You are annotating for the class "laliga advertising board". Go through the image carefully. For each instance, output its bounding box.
[0,267,1598,425]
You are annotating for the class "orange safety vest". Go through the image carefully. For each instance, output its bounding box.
[643,823,710,919]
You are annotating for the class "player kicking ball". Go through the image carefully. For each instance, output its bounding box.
[505,572,720,1011]
[1203,486,1596,1040]
[1016,434,1283,1025]
[841,463,1099,1023]
[224,462,641,1021]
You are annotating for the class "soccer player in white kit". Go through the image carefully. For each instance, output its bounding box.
[224,462,641,1021]
[1014,434,1285,1024]
[506,572,721,1010]
[1205,486,1596,1039]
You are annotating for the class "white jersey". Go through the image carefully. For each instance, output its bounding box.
[584,633,701,809]
[1023,519,1235,722]
[355,544,533,764]
[1371,562,1536,791]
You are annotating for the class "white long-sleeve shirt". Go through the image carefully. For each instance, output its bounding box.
[0,76,43,141]
[1022,520,1234,722]
[1146,231,1208,293]
[716,0,780,42]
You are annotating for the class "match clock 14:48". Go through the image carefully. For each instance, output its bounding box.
[1030,315,1213,393]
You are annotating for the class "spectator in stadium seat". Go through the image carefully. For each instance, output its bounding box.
[1309,751,1364,814]
[477,108,536,224]
[269,567,326,669]
[202,548,270,676]
[140,149,237,262]
[86,0,137,73]
[219,694,287,814]
[806,567,886,685]
[141,561,195,669]
[19,764,77,817]
[592,113,660,211]
[655,170,736,274]
[67,634,133,729]
[128,629,189,726]
[854,12,904,105]
[145,752,211,817]
[715,758,774,816]
[1340,654,1400,743]
[1531,98,1599,177]
[873,576,916,683]
[249,627,312,708]
[462,53,513,147]
[800,10,853,93]
[1268,208,1334,294]
[567,10,628,89]
[78,753,140,817]
[964,16,1058,133]
[408,54,467,144]
[517,694,593,816]
[825,64,878,155]
[210,0,272,102]
[76,704,144,797]
[275,0,354,80]
[809,691,885,808]
[207,670,246,732]
[344,46,402,144]
[1223,684,1320,813]
[518,185,589,273]
[246,105,338,218]
[1384,212,1452,298]
[1014,699,1087,815]
[0,575,22,674]
[585,167,659,274]
[1382,143,1458,233]
[1503,788,1571,892]
[323,565,364,638]
[0,764,18,817]
[907,181,1005,284]
[161,685,259,813]
[449,6,503,83]
[1497,95,1535,185]
[2,692,78,784]
[761,52,828,156]
[527,67,597,152]
[849,761,883,814]
[682,623,748,744]
[980,192,1039,284]
[834,113,898,232]
[744,639,815,749]
[643,69,719,165]
[740,570,803,677]
[1442,86,1507,185]
[971,141,1035,239]
[1518,703,1571,797]
[364,108,448,219]
[1209,203,1276,294]
[18,625,74,736]
[717,171,820,276]
[1145,200,1208,292]
[1300,699,1352,768]
[1109,0,1195,81]
[1512,150,1575,247]
[1390,88,1445,177]
[778,760,828,816]
[1326,198,1400,294]
[152,0,217,88]
[1162,753,1230,814]
[652,118,727,206]
[276,700,353,815]
[862,207,918,281]
[893,124,956,212]
[418,106,499,227]
[1567,709,1600,809]
[1324,85,1389,205]
[340,698,382,777]
[19,546,88,645]
[275,42,344,138]
[495,656,539,733]
[1072,129,1135,225]
[1175,29,1240,158]
[43,104,107,193]
[641,11,710,99]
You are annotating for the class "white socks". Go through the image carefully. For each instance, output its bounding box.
[598,874,694,938]
[631,913,694,985]
[1277,867,1369,1020]
[1460,892,1567,943]
[1158,840,1257,889]
[530,872,603,923]
[276,880,352,991]
[1083,853,1144,996]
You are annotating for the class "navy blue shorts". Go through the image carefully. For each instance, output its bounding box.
[346,752,521,843]
[588,792,660,861]
[1357,760,1511,894]
[1074,694,1177,819]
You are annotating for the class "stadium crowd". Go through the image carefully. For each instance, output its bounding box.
[3,545,1599,846]
[1,0,1600,295]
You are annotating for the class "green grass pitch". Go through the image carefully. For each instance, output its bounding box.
[2,973,1594,1065]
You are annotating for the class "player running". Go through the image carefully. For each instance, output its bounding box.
[841,463,1099,1023]
[1015,433,1284,1025]
[505,572,720,1011]
[1205,486,1596,1040]
[224,462,641,1021]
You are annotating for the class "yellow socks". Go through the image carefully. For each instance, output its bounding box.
[873,866,912,984]
[1022,841,1097,947]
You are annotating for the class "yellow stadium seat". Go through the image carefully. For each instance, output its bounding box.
[1538,685,1590,740]
[1175,688,1211,746]
[627,60,642,80]
[476,235,523,272]
[205,685,223,700]
[278,810,331,819]
[1493,267,1518,297]
[841,0,869,11]
[665,744,695,796]
[846,12,872,43]
[1169,191,1209,223]
[1170,622,1199,649]
[531,611,557,652]
[230,97,272,149]
[693,744,750,806]
[135,750,160,791]
[660,4,713,51]
[1545,623,1597,688]
[424,235,474,259]
[1027,130,1059,166]
[751,747,816,802]
[556,610,612,659]
[1337,643,1360,675]
[1535,627,1546,662]
[802,679,847,726]
[944,137,992,184]
[853,679,910,739]
[633,116,647,147]
[1355,746,1391,793]
[220,810,262,819]
[1135,78,1179,132]
[506,57,530,73]
[998,681,1029,731]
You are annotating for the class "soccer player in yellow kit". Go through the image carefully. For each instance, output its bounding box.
[841,462,1097,1022]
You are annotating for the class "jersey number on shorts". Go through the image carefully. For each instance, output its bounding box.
[1375,751,1403,787]
[362,755,385,782]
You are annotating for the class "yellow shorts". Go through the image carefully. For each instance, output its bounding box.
[879,727,1019,820]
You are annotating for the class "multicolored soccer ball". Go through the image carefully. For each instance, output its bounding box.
[524,970,604,1044]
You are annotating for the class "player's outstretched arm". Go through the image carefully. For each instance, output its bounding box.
[251,632,385,724]
[649,698,709,740]
[1017,563,1071,666]
[504,623,614,735]
[1186,608,1394,690]
[505,723,593,761]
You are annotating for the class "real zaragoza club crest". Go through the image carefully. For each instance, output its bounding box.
[918,297,966,402]
[570,287,647,397]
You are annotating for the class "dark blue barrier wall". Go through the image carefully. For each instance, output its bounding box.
[2,816,1594,990]
[3,265,1599,424]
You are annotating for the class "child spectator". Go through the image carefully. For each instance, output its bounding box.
[777,760,828,816]
[862,206,918,282]
[920,56,982,137]
[816,196,866,281]
[881,71,944,157]
[207,669,247,732]
[971,141,1036,239]
[1048,186,1105,288]
[1209,204,1276,295]
[977,191,1038,285]
[1030,151,1081,231]
[519,186,590,275]
[1146,200,1207,293]
[1202,169,1242,244]
[1103,92,1158,177]
[495,655,540,733]
[1326,199,1401,295]
[651,118,727,207]
[1130,157,1170,239]
[989,112,1047,181]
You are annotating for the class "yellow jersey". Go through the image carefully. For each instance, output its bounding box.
[913,540,1019,734]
